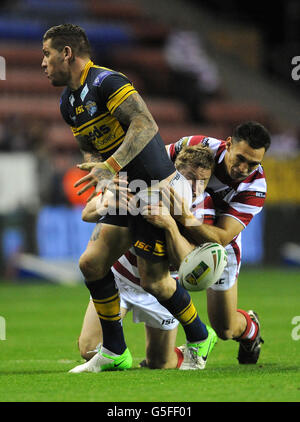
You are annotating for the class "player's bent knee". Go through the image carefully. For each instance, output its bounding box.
[140,280,167,300]
[140,271,171,297]
[139,279,156,295]
[79,252,108,280]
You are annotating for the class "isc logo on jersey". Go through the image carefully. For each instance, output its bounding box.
[76,101,98,117]
[76,105,85,115]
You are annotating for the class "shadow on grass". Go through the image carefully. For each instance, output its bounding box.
[0,364,298,377]
[0,366,147,376]
[207,363,300,375]
[0,369,68,375]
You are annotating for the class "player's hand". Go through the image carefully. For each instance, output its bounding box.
[94,190,123,216]
[161,186,194,224]
[111,174,133,214]
[141,201,175,229]
[74,162,114,201]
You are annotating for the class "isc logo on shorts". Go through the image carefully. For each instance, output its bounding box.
[161,318,175,326]
[134,240,152,252]
[134,240,166,256]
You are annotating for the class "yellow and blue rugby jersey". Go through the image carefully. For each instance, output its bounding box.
[60,60,175,184]
[60,60,138,159]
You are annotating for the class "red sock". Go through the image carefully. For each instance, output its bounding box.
[175,347,184,368]
[237,309,258,341]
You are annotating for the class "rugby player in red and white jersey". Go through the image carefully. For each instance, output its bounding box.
[69,145,217,372]
[166,121,271,364]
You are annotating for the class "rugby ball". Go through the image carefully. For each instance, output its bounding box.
[179,243,228,291]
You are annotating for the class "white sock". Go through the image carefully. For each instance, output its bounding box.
[101,346,121,357]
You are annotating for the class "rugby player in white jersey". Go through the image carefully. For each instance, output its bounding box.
[166,121,271,364]
[70,145,216,371]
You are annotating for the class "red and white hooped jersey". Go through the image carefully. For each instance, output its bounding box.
[167,134,267,269]
[112,192,215,289]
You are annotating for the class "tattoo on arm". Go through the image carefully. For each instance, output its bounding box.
[112,93,158,168]
[90,223,102,241]
[81,151,104,163]
[76,136,103,163]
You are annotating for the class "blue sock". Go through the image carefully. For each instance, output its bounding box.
[85,270,126,355]
[159,281,208,343]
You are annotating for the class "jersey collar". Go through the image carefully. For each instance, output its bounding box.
[80,60,94,86]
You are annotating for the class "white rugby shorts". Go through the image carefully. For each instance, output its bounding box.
[115,275,179,331]
[209,244,241,291]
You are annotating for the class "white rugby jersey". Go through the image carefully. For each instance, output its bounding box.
[167,135,267,268]
[112,192,215,289]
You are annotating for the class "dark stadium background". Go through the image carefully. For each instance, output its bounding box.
[0,0,300,283]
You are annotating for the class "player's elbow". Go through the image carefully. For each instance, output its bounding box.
[211,233,230,248]
[219,237,230,248]
[82,209,91,222]
[82,209,98,223]
[81,209,89,221]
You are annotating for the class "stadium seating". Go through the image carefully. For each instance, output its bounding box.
[0,0,272,269]
[159,124,228,144]
[202,100,270,127]
[0,43,42,67]
[86,1,144,21]
[11,0,87,18]
[0,94,187,124]
[0,18,45,40]
[0,1,272,142]
[129,21,169,45]
[109,47,171,94]
[2,69,62,95]
[0,21,133,47]
[0,96,61,120]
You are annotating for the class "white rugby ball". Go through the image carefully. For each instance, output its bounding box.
[179,243,228,291]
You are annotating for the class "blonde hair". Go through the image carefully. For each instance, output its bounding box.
[175,144,215,172]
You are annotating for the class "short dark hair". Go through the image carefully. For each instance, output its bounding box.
[43,24,91,58]
[232,121,271,151]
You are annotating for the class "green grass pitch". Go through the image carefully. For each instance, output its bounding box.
[0,268,299,402]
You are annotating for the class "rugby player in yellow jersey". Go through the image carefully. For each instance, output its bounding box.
[42,24,216,371]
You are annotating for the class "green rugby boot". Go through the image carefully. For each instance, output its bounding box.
[180,326,217,370]
[69,346,132,373]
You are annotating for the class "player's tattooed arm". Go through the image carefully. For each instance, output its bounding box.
[76,138,103,163]
[112,92,158,168]
[90,223,102,241]
[74,93,157,197]
[81,151,103,163]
